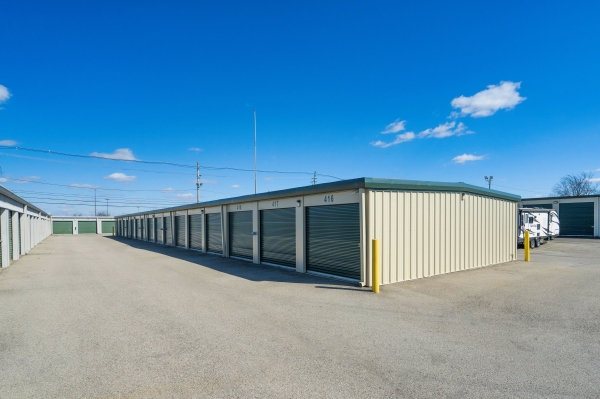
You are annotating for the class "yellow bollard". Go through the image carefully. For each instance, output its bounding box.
[524,230,530,262]
[372,239,380,293]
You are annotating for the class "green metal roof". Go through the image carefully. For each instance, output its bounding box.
[117,177,520,218]
[522,194,600,201]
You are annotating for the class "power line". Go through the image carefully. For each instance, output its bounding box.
[0,145,343,179]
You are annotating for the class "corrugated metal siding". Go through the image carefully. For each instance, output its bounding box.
[165,217,173,245]
[175,215,186,247]
[229,211,253,260]
[206,213,222,254]
[189,214,203,250]
[260,208,296,267]
[306,204,361,280]
[369,191,517,285]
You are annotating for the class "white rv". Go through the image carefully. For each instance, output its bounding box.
[518,208,560,248]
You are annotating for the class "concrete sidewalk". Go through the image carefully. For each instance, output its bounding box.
[1,235,599,398]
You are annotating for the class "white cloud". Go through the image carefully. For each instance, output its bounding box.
[104,172,136,183]
[161,187,174,192]
[188,147,203,152]
[452,154,485,164]
[371,132,416,148]
[264,177,274,181]
[418,121,472,139]
[70,183,99,189]
[381,119,406,134]
[231,184,241,189]
[0,140,17,146]
[450,81,526,118]
[0,177,7,183]
[0,85,11,105]
[176,193,194,199]
[587,178,600,183]
[14,176,41,184]
[91,148,137,161]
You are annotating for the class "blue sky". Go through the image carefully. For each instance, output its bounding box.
[1,1,599,215]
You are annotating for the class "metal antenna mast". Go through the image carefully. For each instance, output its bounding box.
[312,171,317,185]
[484,176,493,189]
[196,162,202,203]
[254,110,257,194]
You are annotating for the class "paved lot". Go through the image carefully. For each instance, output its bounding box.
[1,235,599,398]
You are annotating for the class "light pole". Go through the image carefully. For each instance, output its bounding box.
[484,176,493,189]
[254,109,257,194]
[106,199,109,215]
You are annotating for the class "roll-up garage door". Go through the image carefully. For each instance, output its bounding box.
[206,213,222,254]
[137,220,142,239]
[9,212,13,261]
[306,203,360,280]
[101,221,115,234]
[165,217,173,245]
[229,211,253,260]
[156,217,164,243]
[79,221,97,234]
[189,214,203,251]
[260,208,295,267]
[148,218,155,241]
[559,202,594,236]
[53,221,73,235]
[18,216,22,255]
[175,215,186,247]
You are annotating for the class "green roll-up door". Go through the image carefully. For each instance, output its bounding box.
[165,216,173,245]
[524,203,553,209]
[137,219,142,239]
[559,202,594,236]
[79,221,97,234]
[189,214,203,250]
[175,215,186,247]
[9,212,13,261]
[306,203,360,280]
[156,217,164,243]
[229,211,253,260]
[18,215,22,255]
[206,213,222,254]
[101,221,115,234]
[260,208,295,267]
[148,218,155,241]
[53,221,73,234]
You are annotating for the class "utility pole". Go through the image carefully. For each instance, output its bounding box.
[312,171,317,185]
[196,162,202,203]
[106,199,109,215]
[484,176,493,189]
[254,109,257,194]
[94,189,97,216]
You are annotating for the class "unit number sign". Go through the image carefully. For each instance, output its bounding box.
[324,195,334,203]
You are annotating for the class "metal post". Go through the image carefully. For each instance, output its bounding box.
[524,230,531,262]
[94,189,97,216]
[106,199,109,215]
[254,109,257,194]
[372,239,380,293]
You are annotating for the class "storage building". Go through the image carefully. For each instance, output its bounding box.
[0,185,52,268]
[116,178,520,286]
[52,216,116,235]
[521,195,600,237]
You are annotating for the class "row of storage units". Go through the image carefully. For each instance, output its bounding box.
[52,217,116,235]
[116,178,520,286]
[521,195,600,237]
[0,185,52,269]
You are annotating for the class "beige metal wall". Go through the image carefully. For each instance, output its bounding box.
[366,190,518,286]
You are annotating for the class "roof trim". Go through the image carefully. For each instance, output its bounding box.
[522,194,600,201]
[0,185,50,217]
[116,177,520,218]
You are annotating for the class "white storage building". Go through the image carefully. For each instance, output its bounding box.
[116,178,520,286]
[0,185,52,268]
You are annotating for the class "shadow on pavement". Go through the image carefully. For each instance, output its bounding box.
[105,236,362,288]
